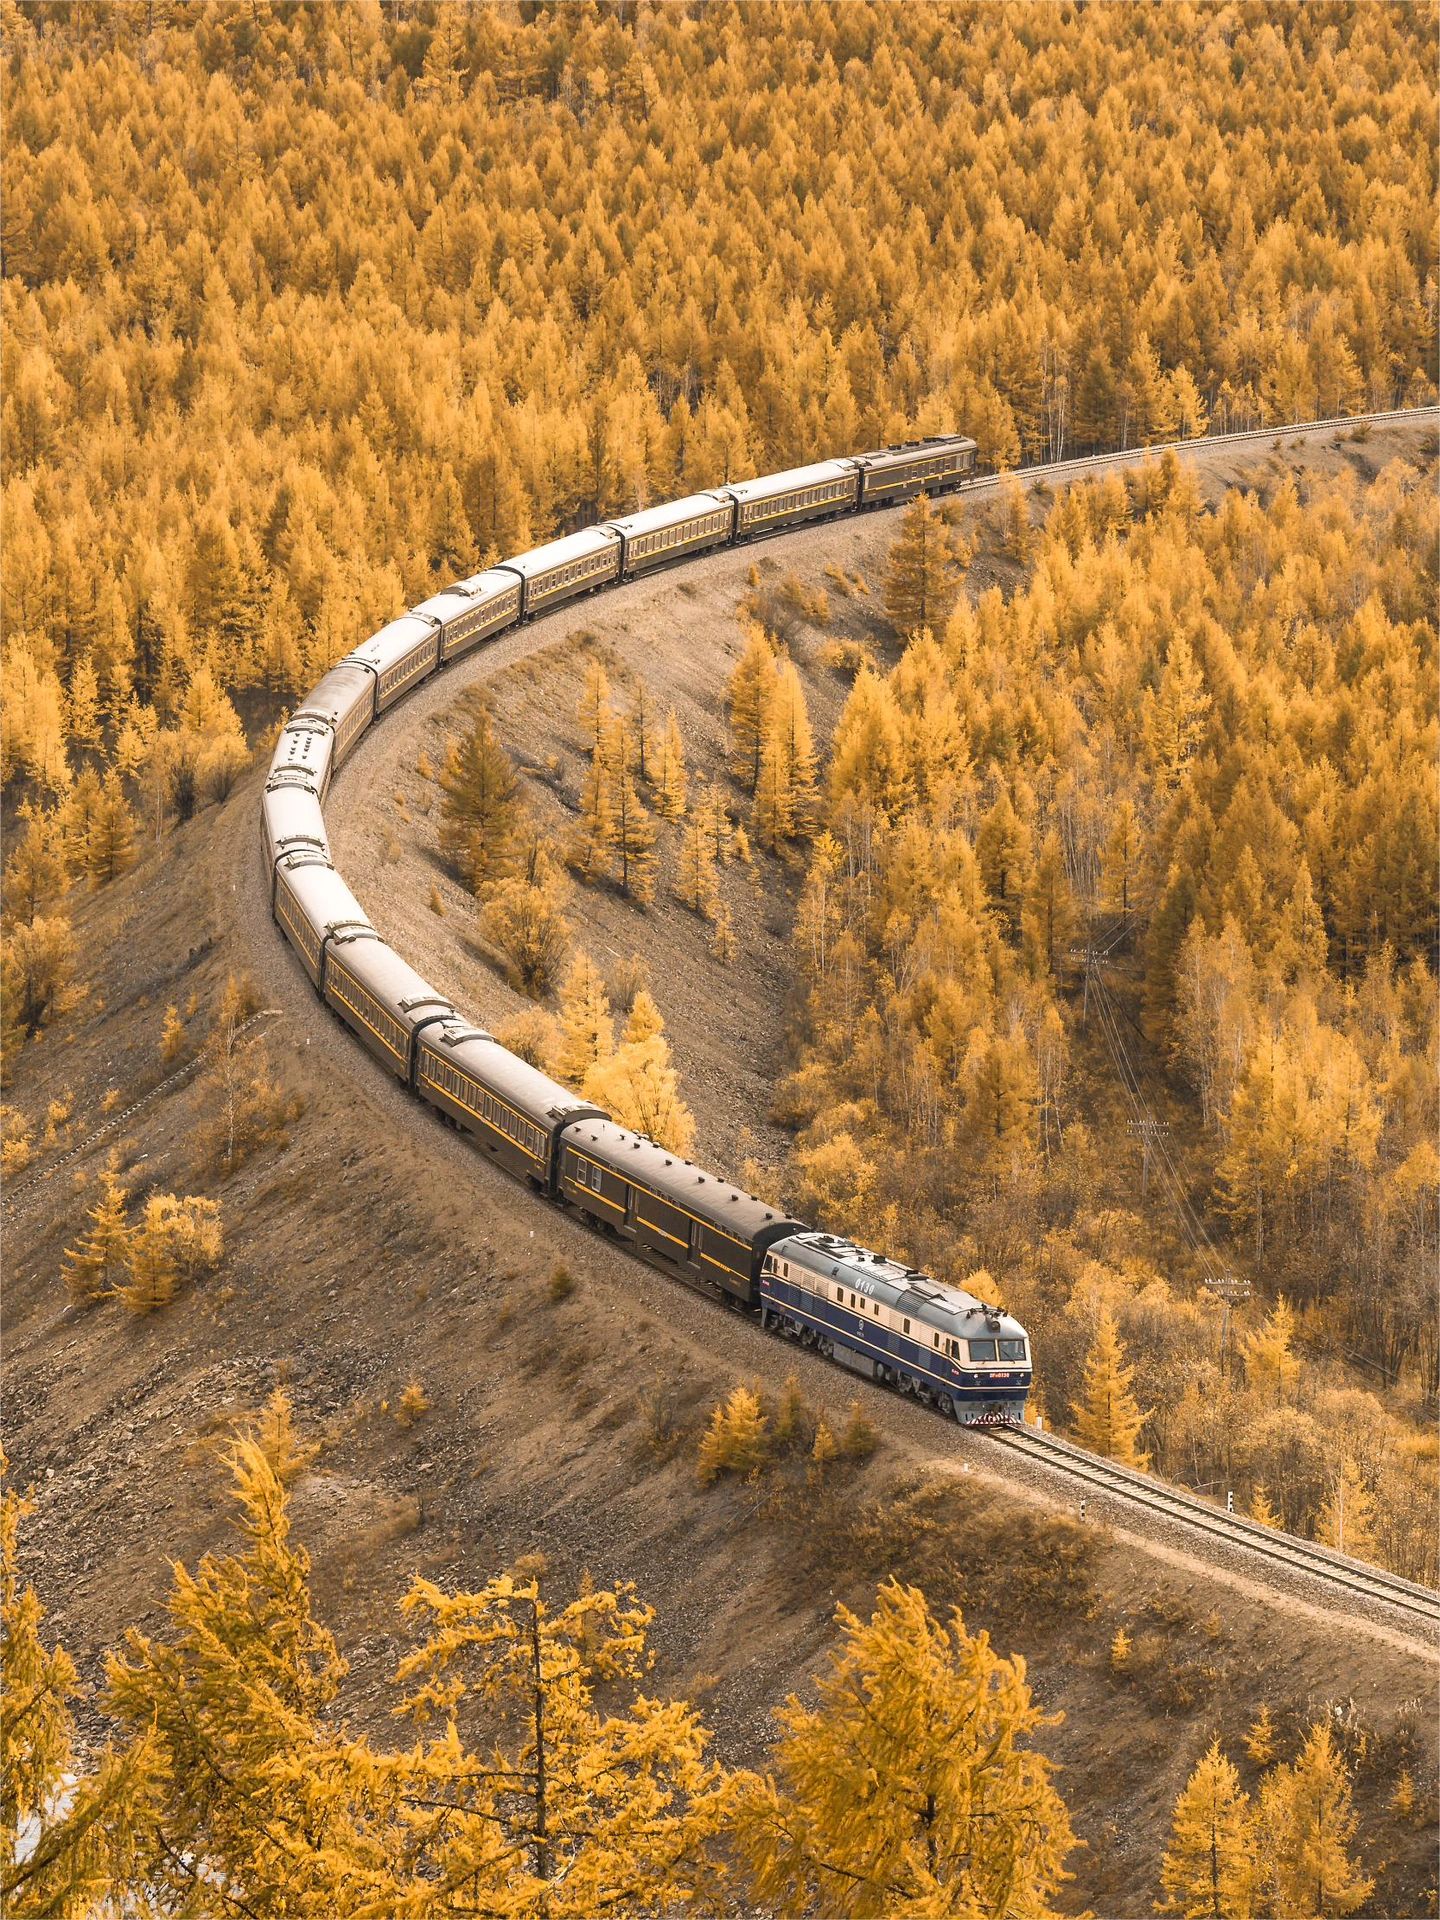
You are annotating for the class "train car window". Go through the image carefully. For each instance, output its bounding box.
[836,1286,843,1302]
[933,1332,940,1348]
[969,1339,998,1363]
[903,1318,910,1334]
[873,1301,880,1316]
[999,1339,1027,1361]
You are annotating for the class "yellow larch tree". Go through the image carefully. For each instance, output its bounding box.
[675,814,720,917]
[61,1167,132,1306]
[752,658,818,851]
[2,804,68,927]
[554,949,614,1088]
[577,658,612,761]
[1248,1486,1281,1529]
[608,716,658,904]
[1071,1307,1150,1468]
[727,620,777,792]
[104,1437,381,1912]
[1143,634,1211,790]
[81,771,137,886]
[697,780,736,866]
[735,1579,1077,1917]
[1021,829,1077,976]
[583,989,695,1155]
[1,1455,147,1918]
[1100,797,1146,916]
[882,492,967,638]
[1258,1721,1373,1920]
[392,1562,731,1918]
[651,705,687,820]
[437,693,523,893]
[481,837,572,997]
[827,665,912,825]
[1245,1705,1276,1766]
[1241,1297,1302,1407]
[1158,1740,1259,1920]
[697,1386,771,1484]
[115,1193,223,1315]
[1313,1457,1378,1563]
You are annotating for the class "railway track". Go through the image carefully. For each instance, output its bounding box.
[298,401,1437,1625]
[2,1009,282,1228]
[985,1421,1440,1627]
[971,403,1438,494]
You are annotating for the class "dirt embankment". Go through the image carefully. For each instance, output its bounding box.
[5,419,1437,1917]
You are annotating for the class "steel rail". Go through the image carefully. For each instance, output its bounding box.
[985,1421,1440,1626]
[974,403,1438,490]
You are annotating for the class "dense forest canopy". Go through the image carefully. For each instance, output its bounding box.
[2,5,1437,1907]
[778,454,1437,1581]
[2,0,1436,769]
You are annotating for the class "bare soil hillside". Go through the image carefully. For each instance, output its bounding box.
[5,420,1437,1918]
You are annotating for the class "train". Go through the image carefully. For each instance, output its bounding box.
[262,433,1033,1424]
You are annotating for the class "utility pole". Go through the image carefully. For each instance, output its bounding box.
[1126,1117,1170,1195]
[1203,1271,1253,1378]
[1068,945,1106,1024]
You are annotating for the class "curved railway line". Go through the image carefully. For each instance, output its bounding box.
[252,404,1434,1632]
[986,1422,1440,1627]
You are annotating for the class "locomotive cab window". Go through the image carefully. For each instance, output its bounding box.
[968,1339,998,1363]
[999,1338,1027,1362]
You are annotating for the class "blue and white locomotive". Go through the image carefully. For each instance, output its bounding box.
[262,432,1035,1426]
[759,1233,1031,1424]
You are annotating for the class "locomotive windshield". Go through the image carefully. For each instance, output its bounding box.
[968,1337,1028,1364]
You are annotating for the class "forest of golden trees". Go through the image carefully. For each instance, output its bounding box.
[3,3,1437,1911]
[777,454,1437,1580]
[3,1396,1392,1920]
[3,0,1436,1050]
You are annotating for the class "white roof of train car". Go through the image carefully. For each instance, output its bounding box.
[606,494,733,539]
[721,459,856,503]
[497,526,619,579]
[411,569,522,622]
